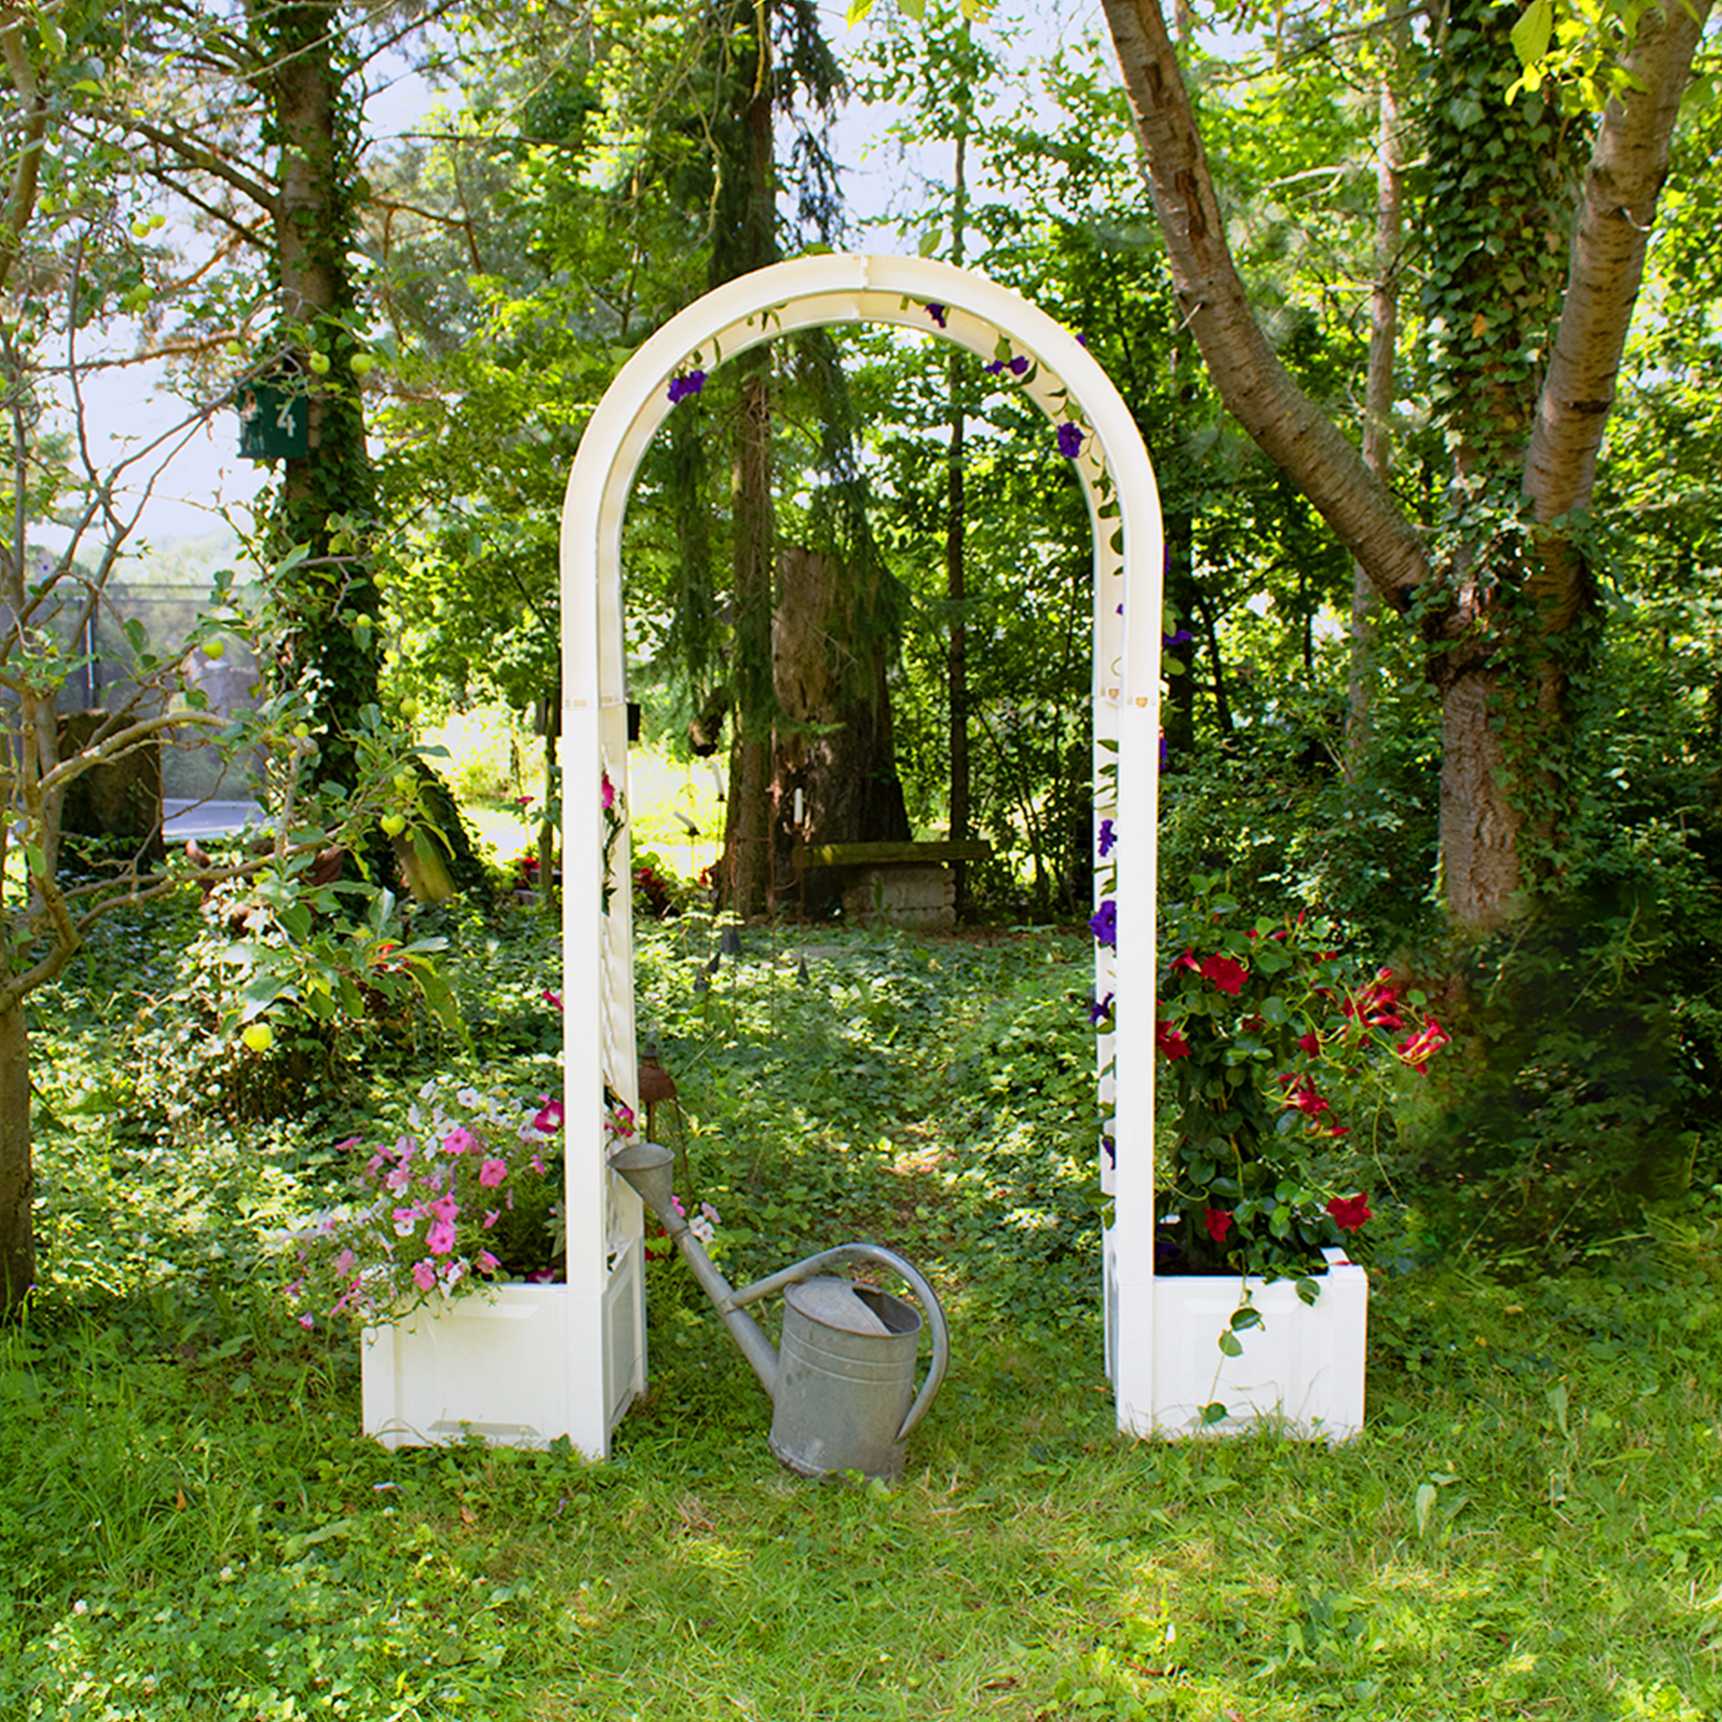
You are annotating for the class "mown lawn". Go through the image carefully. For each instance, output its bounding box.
[1,904,1718,1719]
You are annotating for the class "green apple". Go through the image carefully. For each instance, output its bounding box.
[393,772,414,796]
[201,638,225,660]
[241,1023,274,1054]
[381,813,407,838]
[349,353,375,379]
[399,695,420,721]
[307,351,331,376]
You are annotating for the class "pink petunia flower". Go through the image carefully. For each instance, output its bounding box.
[442,1126,478,1156]
[479,1157,508,1189]
[483,1209,500,1229]
[533,1098,564,1134]
[426,1218,457,1257]
[476,1251,499,1275]
[431,1192,459,1225]
[412,1259,437,1293]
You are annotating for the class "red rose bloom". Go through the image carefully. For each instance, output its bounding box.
[1297,1031,1322,1057]
[1155,1021,1192,1060]
[1326,1192,1372,1232]
[1200,953,1249,996]
[1204,1207,1233,1243]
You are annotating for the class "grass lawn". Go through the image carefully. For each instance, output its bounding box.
[2,904,1718,1719]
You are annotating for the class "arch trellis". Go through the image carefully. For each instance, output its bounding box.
[559,254,1163,1457]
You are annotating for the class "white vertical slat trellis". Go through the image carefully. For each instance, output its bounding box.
[559,255,1163,1457]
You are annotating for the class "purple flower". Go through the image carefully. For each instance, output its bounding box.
[1009,354,1029,375]
[1057,422,1085,459]
[1160,733,1169,769]
[1089,898,1117,948]
[1077,333,1089,348]
[1089,992,1115,1026]
[925,302,947,328]
[667,369,706,404]
[984,358,1004,375]
[1098,817,1117,858]
[1163,628,1194,649]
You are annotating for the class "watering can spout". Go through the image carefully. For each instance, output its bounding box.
[610,1140,779,1394]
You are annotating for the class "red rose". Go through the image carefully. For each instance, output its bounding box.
[1204,1207,1233,1243]
[1297,1031,1322,1057]
[1326,1192,1372,1232]
[1156,1020,1192,1060]
[1200,953,1249,996]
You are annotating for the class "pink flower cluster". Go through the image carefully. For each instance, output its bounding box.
[283,1080,566,1330]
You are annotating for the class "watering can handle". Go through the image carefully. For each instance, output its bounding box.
[727,1242,949,1442]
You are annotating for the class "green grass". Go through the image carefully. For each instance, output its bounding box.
[2,905,1720,1719]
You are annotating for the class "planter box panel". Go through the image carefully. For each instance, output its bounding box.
[1104,1230,1367,1440]
[362,1284,584,1450]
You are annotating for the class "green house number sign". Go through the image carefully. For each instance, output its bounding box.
[237,382,308,463]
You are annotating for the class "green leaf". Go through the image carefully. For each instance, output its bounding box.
[917,227,942,258]
[1218,1330,1243,1357]
[900,0,926,18]
[1230,1306,1263,1331]
[845,0,874,25]
[1199,1401,1229,1425]
[1414,1481,1437,1537]
[1510,0,1553,69]
[1547,1381,1569,1438]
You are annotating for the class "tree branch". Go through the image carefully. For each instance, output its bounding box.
[0,5,50,299]
[106,111,281,217]
[1098,0,1430,607]
[1523,0,1713,543]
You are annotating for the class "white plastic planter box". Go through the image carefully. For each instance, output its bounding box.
[1105,1233,1367,1440]
[361,1267,644,1450]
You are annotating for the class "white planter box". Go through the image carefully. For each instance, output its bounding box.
[361,1263,644,1451]
[1106,1233,1367,1440]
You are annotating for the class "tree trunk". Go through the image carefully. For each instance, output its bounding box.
[1162,510,1196,764]
[1345,37,1406,775]
[769,545,910,915]
[945,59,972,916]
[0,1002,31,1317]
[724,357,775,917]
[715,0,778,919]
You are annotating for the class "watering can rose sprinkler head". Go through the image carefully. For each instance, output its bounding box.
[610,1140,949,1481]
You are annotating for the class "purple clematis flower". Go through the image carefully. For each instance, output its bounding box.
[1098,817,1117,858]
[1089,992,1115,1026]
[667,369,706,404]
[1089,898,1117,948]
[984,358,1004,375]
[1163,628,1194,649]
[1057,421,1085,459]
[925,302,948,328]
[1160,733,1169,769]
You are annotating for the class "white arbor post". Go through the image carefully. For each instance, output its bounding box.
[559,254,1164,1457]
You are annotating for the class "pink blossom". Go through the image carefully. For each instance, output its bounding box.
[442,1126,478,1156]
[392,1207,419,1237]
[412,1259,437,1293]
[542,989,563,1012]
[601,771,616,811]
[384,1165,411,1193]
[298,1314,315,1330]
[530,1154,547,1176]
[533,1098,564,1134]
[335,1136,362,1153]
[365,1153,386,1176]
[431,1192,459,1225]
[285,1278,304,1300]
[476,1251,499,1275]
[335,1249,356,1276]
[426,1218,457,1257]
[483,1209,500,1229]
[479,1157,508,1189]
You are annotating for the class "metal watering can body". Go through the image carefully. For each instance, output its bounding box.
[611,1143,948,1479]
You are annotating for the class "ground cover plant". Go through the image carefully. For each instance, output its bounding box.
[2,902,1719,1720]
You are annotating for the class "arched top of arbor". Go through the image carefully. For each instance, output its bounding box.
[562,253,1164,709]
[557,254,1166,1456]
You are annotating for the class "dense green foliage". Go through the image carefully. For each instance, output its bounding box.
[4,904,1721,1717]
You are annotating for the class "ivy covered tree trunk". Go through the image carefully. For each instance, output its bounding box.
[256,0,381,795]
[768,546,910,915]
[944,53,972,917]
[0,1002,31,1316]
[257,1,482,886]
[1099,0,1708,937]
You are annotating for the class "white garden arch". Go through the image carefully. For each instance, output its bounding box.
[558,254,1163,1457]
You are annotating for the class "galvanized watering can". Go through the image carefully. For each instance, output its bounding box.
[612,1141,949,1479]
